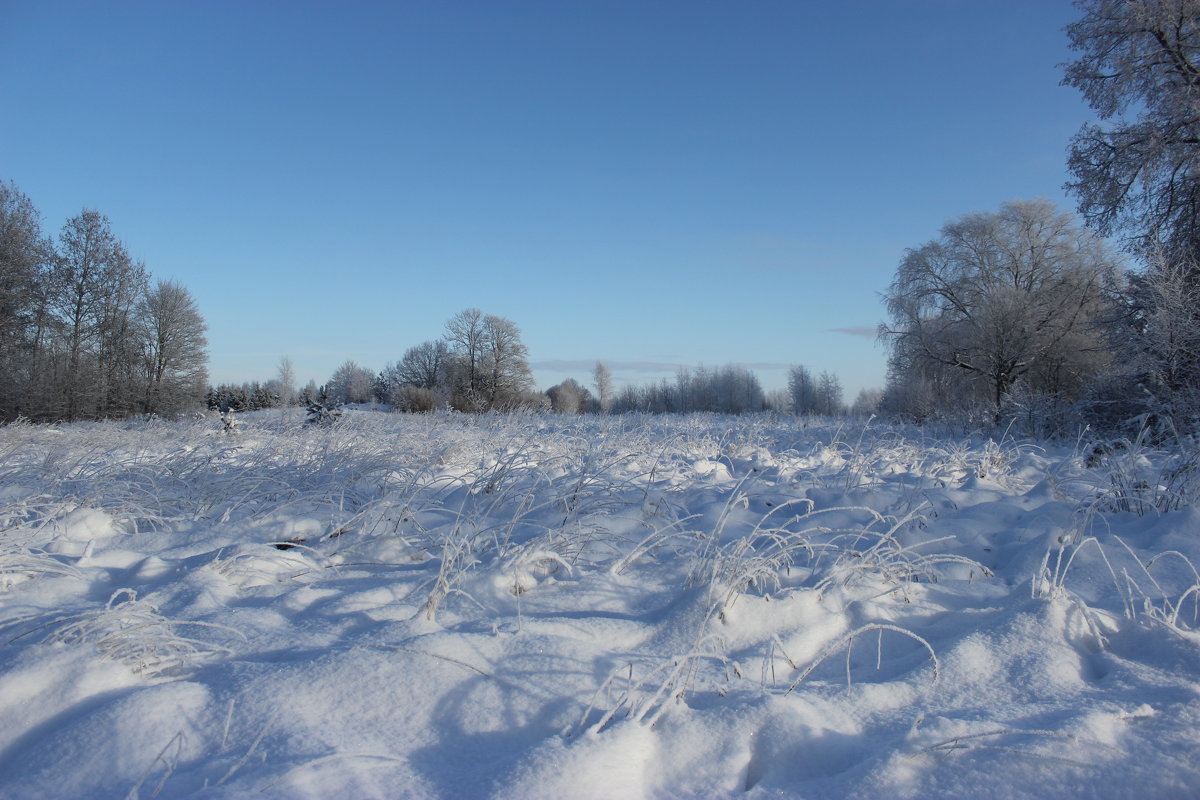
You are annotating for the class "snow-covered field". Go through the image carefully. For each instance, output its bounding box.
[1,410,1198,799]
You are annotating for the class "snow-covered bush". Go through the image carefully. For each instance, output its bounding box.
[304,402,343,427]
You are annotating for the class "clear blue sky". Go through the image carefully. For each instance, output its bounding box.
[1,0,1095,400]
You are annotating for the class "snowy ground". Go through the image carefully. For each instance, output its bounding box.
[1,410,1198,799]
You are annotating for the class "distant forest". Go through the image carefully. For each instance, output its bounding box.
[208,346,870,419]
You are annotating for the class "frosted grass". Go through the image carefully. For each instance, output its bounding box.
[0,410,1197,798]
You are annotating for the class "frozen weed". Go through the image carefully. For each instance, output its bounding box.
[0,528,79,589]
[1035,533,1200,640]
[1066,428,1200,515]
[777,623,940,693]
[703,499,825,608]
[609,514,703,576]
[417,513,485,621]
[22,589,239,677]
[912,727,1091,767]
[576,627,738,735]
[125,730,187,800]
[813,516,994,599]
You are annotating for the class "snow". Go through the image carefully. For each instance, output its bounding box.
[0,410,1198,798]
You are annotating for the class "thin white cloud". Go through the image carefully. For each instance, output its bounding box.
[829,325,879,339]
[532,360,684,374]
[533,360,793,374]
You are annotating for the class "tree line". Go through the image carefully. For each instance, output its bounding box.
[212,310,858,417]
[0,181,208,421]
[208,309,543,415]
[210,347,865,419]
[879,0,1200,436]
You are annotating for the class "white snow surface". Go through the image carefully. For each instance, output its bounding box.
[0,410,1198,799]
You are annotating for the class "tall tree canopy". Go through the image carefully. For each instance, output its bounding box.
[1063,0,1200,258]
[0,181,209,421]
[882,200,1118,415]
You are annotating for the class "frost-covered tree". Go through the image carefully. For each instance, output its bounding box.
[1082,251,1200,432]
[1136,257,1200,417]
[881,200,1119,416]
[392,384,438,413]
[394,339,450,390]
[49,210,148,419]
[787,365,819,415]
[139,280,208,415]
[713,364,766,413]
[300,379,319,405]
[442,310,533,411]
[0,183,209,421]
[547,378,592,414]
[326,360,375,405]
[1063,0,1200,260]
[815,371,844,416]
[479,314,534,410]
[850,387,884,416]
[880,335,953,423]
[444,308,487,408]
[1062,1,1200,431]
[0,180,50,419]
[273,356,296,408]
[608,363,764,414]
[593,361,613,413]
[765,388,791,413]
[377,341,450,411]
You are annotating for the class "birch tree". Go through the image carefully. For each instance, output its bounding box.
[593,361,612,413]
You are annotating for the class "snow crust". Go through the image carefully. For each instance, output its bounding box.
[0,410,1198,798]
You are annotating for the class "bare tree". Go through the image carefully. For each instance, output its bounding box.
[391,384,437,413]
[1090,251,1200,430]
[441,310,533,411]
[480,314,533,410]
[787,364,818,415]
[378,341,448,411]
[611,363,763,414]
[274,356,296,408]
[547,378,587,413]
[850,387,884,416]
[327,360,375,405]
[765,388,791,413]
[882,200,1119,415]
[444,308,486,408]
[1139,257,1200,403]
[139,280,208,415]
[815,371,844,416]
[712,364,765,413]
[0,180,50,418]
[1063,0,1200,259]
[593,361,612,413]
[49,210,148,419]
[1062,1,1200,431]
[394,340,449,390]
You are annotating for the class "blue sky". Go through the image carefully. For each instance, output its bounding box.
[1,0,1096,400]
